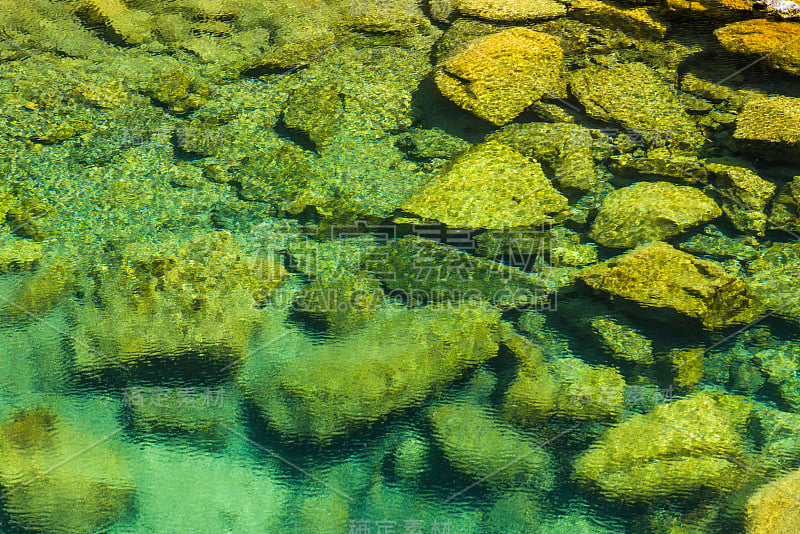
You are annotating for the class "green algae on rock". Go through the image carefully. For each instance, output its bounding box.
[430,402,554,489]
[579,241,766,329]
[745,466,800,534]
[451,0,566,21]
[69,231,286,375]
[487,122,600,192]
[704,162,776,236]
[715,20,800,76]
[770,176,800,232]
[241,303,501,444]
[402,141,568,229]
[591,316,654,364]
[589,181,721,248]
[746,241,800,325]
[0,407,134,533]
[435,28,566,125]
[364,235,558,309]
[573,394,745,503]
[570,62,705,150]
[734,96,800,161]
[569,0,668,40]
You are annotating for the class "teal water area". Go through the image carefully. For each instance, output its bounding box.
[1,1,800,533]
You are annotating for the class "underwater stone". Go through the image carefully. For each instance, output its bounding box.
[573,394,745,503]
[430,402,554,489]
[402,140,568,229]
[570,62,705,150]
[435,28,566,125]
[746,241,800,325]
[770,175,800,232]
[705,162,776,236]
[148,70,208,114]
[734,96,800,161]
[716,20,800,76]
[0,407,134,533]
[607,150,708,184]
[243,303,501,444]
[667,347,705,390]
[591,316,654,364]
[746,466,800,534]
[456,0,566,20]
[579,241,766,329]
[487,122,599,192]
[589,181,721,248]
[569,0,668,40]
[69,231,286,375]
[504,354,626,424]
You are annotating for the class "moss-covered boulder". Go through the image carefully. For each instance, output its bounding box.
[770,176,800,232]
[435,28,566,125]
[402,141,568,229]
[0,407,134,533]
[746,241,800,325]
[745,466,800,534]
[715,20,800,76]
[579,241,766,329]
[607,150,707,185]
[589,182,721,248]
[487,122,599,192]
[364,235,558,309]
[734,96,800,161]
[570,63,705,150]
[591,316,654,364]
[69,231,286,375]
[569,0,668,40]
[503,339,627,424]
[430,402,554,489]
[573,394,745,503]
[704,162,776,236]
[451,0,566,21]
[241,303,501,444]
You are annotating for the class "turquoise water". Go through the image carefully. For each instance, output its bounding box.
[1,1,800,533]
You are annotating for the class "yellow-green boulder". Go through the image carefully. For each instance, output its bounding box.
[402,140,568,229]
[435,28,565,125]
[579,241,766,329]
[589,181,721,248]
[574,394,745,503]
[716,20,800,76]
[745,466,800,534]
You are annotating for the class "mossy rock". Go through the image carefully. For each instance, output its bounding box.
[570,62,705,151]
[435,28,566,125]
[402,141,568,229]
[579,241,766,329]
[241,303,501,444]
[705,162,776,236]
[733,96,800,161]
[430,402,554,489]
[573,394,747,503]
[0,407,134,533]
[590,181,721,248]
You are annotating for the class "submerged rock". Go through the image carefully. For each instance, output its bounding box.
[430,402,554,489]
[589,181,721,248]
[569,0,668,40]
[241,303,501,444]
[435,28,566,125]
[0,407,134,533]
[579,241,766,329]
[715,20,800,76]
[573,394,745,503]
[487,122,599,192]
[746,466,800,534]
[747,241,800,325]
[69,231,286,375]
[705,162,776,236]
[770,175,800,232]
[734,96,800,161]
[453,0,566,21]
[591,316,654,364]
[570,63,705,150]
[402,140,569,229]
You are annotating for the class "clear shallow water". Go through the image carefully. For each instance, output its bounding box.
[0,1,799,533]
